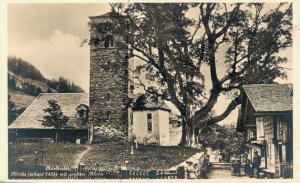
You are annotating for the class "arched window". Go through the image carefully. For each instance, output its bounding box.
[104,35,113,48]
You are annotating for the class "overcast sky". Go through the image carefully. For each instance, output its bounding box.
[8,3,112,92]
[7,3,293,125]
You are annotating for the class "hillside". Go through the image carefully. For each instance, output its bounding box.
[8,56,85,124]
[9,71,52,93]
[8,89,36,109]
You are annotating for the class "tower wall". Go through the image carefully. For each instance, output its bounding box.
[89,14,128,142]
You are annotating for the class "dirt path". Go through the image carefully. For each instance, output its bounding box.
[73,145,92,167]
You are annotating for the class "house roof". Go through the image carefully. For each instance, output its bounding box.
[242,84,293,112]
[9,93,89,130]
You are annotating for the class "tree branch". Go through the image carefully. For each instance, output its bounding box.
[195,93,242,127]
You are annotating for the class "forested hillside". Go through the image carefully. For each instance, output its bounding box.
[8,56,85,125]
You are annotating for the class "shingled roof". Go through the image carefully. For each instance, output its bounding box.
[9,93,89,129]
[132,94,171,112]
[242,84,292,112]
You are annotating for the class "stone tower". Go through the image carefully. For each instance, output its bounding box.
[89,12,129,143]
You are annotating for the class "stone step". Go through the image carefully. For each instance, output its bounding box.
[211,162,232,169]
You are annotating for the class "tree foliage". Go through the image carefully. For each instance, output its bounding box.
[198,124,245,157]
[8,56,45,81]
[8,74,17,90]
[97,3,292,145]
[8,56,85,94]
[8,94,18,125]
[46,77,85,93]
[42,100,69,129]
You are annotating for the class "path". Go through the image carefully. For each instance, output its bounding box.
[208,168,249,179]
[73,145,92,167]
[209,162,250,179]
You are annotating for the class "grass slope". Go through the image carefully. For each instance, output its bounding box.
[9,89,36,109]
[82,142,199,169]
[9,143,87,167]
[9,142,200,169]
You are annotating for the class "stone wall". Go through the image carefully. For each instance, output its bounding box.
[89,15,129,142]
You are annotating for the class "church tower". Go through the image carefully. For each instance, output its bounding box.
[89,12,129,142]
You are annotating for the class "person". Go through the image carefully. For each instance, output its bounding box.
[220,150,226,162]
[186,161,196,179]
[252,150,261,178]
[240,154,246,164]
[241,154,251,176]
[218,152,223,162]
[199,166,208,179]
[231,154,241,176]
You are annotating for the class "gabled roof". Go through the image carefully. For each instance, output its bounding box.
[143,98,171,112]
[75,104,89,111]
[9,93,89,129]
[242,84,292,112]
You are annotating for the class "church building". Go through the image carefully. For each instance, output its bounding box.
[88,12,178,145]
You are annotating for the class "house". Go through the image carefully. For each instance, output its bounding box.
[128,95,173,146]
[237,84,293,178]
[8,93,89,144]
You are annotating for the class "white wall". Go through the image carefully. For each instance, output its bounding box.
[131,109,171,145]
[158,110,170,146]
[132,110,159,144]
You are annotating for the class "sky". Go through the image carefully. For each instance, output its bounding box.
[7,3,293,125]
[8,3,111,92]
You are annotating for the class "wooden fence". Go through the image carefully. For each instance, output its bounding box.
[8,163,186,179]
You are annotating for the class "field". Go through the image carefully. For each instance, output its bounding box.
[9,143,87,167]
[8,90,35,108]
[9,142,199,169]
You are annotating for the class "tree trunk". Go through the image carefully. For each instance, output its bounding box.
[186,126,197,147]
[185,126,191,147]
[190,128,196,147]
[179,118,187,146]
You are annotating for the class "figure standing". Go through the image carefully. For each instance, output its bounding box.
[252,150,261,178]
[186,161,196,179]
[231,154,241,176]
[241,154,251,175]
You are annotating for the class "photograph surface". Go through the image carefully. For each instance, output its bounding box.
[7,2,293,179]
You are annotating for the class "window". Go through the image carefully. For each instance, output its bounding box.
[106,111,111,120]
[256,117,265,140]
[147,113,152,132]
[78,110,85,118]
[248,128,256,140]
[107,93,110,101]
[104,35,113,48]
[107,61,110,70]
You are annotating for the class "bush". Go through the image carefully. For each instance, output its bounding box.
[198,124,246,158]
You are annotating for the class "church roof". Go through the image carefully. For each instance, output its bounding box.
[9,93,89,129]
[132,94,171,112]
[242,84,293,112]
